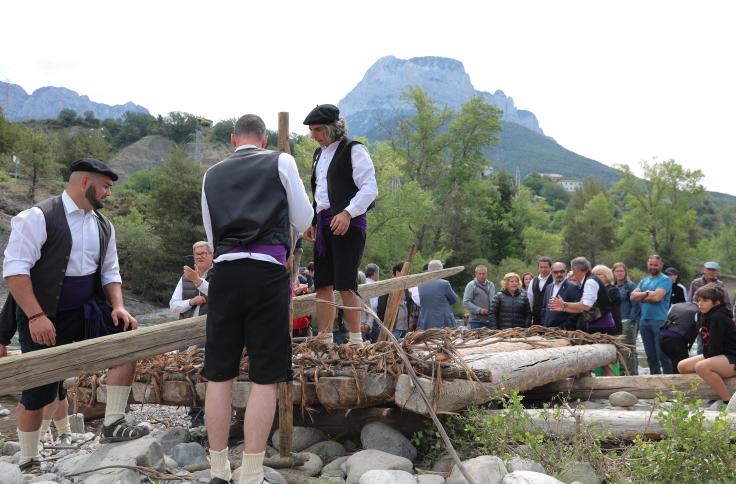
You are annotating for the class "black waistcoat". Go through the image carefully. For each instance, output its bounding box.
[531,276,551,322]
[310,138,373,221]
[204,148,290,257]
[582,273,612,315]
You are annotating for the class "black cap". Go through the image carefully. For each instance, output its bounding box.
[303,104,339,125]
[69,158,118,181]
[664,267,679,276]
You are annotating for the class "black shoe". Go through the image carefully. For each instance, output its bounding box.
[19,458,42,473]
[100,417,150,443]
[208,478,231,484]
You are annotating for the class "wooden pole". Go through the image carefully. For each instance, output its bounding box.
[277,111,294,457]
[0,266,462,392]
[378,244,416,341]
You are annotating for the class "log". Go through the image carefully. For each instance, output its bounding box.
[314,374,395,410]
[379,244,416,339]
[486,408,736,440]
[0,266,463,395]
[524,374,736,401]
[395,344,617,415]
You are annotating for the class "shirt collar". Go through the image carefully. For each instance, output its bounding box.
[61,190,85,215]
[235,144,258,152]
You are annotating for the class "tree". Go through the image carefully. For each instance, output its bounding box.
[56,130,111,177]
[210,118,235,144]
[16,129,61,201]
[57,108,79,127]
[162,112,208,144]
[563,192,618,265]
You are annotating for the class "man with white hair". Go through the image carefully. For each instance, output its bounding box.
[417,260,458,329]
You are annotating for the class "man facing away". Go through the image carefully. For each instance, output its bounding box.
[302,104,378,347]
[417,260,458,329]
[2,158,146,472]
[463,265,495,329]
[201,114,312,484]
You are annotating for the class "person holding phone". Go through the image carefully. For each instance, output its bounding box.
[169,241,213,320]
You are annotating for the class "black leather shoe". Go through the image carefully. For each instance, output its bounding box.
[208,478,231,484]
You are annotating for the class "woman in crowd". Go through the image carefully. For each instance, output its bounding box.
[592,265,623,335]
[613,262,640,374]
[489,272,531,329]
[664,267,688,305]
[521,272,534,292]
[678,284,736,409]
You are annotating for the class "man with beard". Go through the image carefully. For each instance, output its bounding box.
[540,262,582,329]
[1,158,146,473]
[630,255,673,374]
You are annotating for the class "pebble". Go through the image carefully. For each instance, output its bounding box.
[0,408,11,417]
[608,391,638,407]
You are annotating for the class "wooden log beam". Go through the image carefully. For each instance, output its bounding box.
[524,374,736,401]
[485,408,736,440]
[0,266,462,395]
[379,244,416,340]
[395,344,617,415]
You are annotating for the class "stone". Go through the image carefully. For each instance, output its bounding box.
[69,413,85,434]
[417,475,446,484]
[726,391,736,413]
[0,408,11,417]
[163,455,179,471]
[303,440,347,462]
[344,449,414,484]
[233,465,287,483]
[360,422,417,461]
[558,462,601,484]
[171,442,207,466]
[508,456,546,474]
[30,474,59,483]
[154,427,190,454]
[446,455,507,484]
[432,452,456,473]
[608,391,638,407]
[271,426,327,453]
[359,469,416,484]
[294,452,323,477]
[2,441,20,457]
[64,435,165,484]
[322,455,349,478]
[503,471,564,484]
[0,461,23,484]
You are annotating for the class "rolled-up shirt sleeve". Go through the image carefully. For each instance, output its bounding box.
[581,279,599,308]
[101,223,122,286]
[344,144,378,218]
[2,207,47,278]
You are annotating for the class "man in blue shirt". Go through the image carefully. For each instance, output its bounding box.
[631,255,673,374]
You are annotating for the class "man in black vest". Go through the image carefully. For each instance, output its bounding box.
[2,158,146,472]
[169,240,212,321]
[201,114,312,484]
[302,104,378,346]
[529,256,552,325]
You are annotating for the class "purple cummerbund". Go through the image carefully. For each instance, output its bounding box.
[316,207,368,257]
[588,312,615,328]
[225,243,287,266]
[660,328,682,338]
[57,274,113,338]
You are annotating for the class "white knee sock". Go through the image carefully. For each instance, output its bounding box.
[209,447,232,481]
[103,385,131,426]
[54,416,71,435]
[239,451,265,484]
[39,419,52,438]
[18,429,40,464]
[317,332,333,344]
[348,332,363,344]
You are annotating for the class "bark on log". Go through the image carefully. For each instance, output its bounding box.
[524,374,736,401]
[395,344,617,415]
[315,374,395,410]
[0,267,462,395]
[486,408,736,440]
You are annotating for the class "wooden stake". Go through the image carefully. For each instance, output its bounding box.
[277,111,294,457]
[378,244,416,341]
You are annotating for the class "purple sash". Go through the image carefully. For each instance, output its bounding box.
[588,312,615,329]
[660,328,682,338]
[57,274,113,338]
[225,244,287,266]
[316,208,368,257]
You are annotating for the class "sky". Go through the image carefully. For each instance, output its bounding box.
[2,0,735,194]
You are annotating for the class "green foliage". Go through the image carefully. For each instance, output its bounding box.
[210,118,235,143]
[57,108,79,127]
[56,129,111,176]
[16,128,62,201]
[563,192,618,265]
[161,112,210,144]
[626,390,736,482]
[103,111,159,149]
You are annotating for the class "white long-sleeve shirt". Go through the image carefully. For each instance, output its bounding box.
[169,274,210,317]
[314,140,378,217]
[3,191,122,286]
[202,145,313,265]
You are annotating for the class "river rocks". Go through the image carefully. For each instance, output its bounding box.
[558,462,600,484]
[431,452,456,473]
[2,441,20,456]
[30,474,60,483]
[0,461,23,484]
[154,427,190,454]
[508,456,545,474]
[64,434,164,483]
[294,451,323,477]
[503,471,564,483]
[344,449,414,484]
[232,465,286,483]
[0,408,11,417]
[360,422,417,461]
[359,469,416,484]
[69,413,85,434]
[271,426,327,452]
[303,440,347,462]
[171,442,207,466]
[608,391,638,407]
[417,475,446,483]
[447,455,507,484]
[321,455,349,478]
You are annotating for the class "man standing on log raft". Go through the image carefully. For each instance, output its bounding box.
[1,158,147,473]
[302,104,378,347]
[201,114,313,484]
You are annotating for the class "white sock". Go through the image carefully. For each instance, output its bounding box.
[54,416,71,435]
[18,429,40,464]
[39,419,52,438]
[209,447,232,481]
[103,385,131,426]
[317,332,333,344]
[348,332,363,344]
[239,451,265,484]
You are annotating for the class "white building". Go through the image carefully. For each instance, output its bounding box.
[558,179,583,192]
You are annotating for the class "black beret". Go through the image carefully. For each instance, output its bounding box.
[69,158,119,181]
[303,104,339,125]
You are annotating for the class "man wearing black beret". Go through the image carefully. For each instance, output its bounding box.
[303,104,378,346]
[2,158,146,472]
